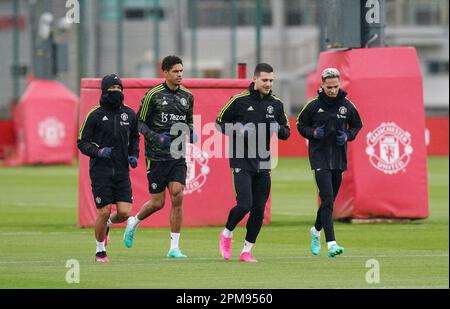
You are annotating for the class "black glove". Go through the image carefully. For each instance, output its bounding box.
[237,123,256,138]
[128,156,138,168]
[336,130,348,146]
[313,126,325,139]
[97,147,113,158]
[269,121,280,135]
[190,130,198,144]
[156,132,171,148]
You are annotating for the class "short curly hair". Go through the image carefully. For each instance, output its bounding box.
[161,55,183,72]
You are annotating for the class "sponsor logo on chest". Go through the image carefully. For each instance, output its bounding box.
[161,112,187,123]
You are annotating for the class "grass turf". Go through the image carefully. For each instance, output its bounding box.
[0,157,448,288]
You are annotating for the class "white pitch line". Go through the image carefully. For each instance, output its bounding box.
[0,253,447,265]
[0,231,91,236]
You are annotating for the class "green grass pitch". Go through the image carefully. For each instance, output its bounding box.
[0,157,448,288]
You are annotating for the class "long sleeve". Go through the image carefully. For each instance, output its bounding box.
[296,103,315,140]
[346,103,363,141]
[137,88,158,143]
[276,104,290,140]
[128,114,140,158]
[187,94,195,132]
[216,95,237,136]
[77,109,100,158]
[138,120,159,143]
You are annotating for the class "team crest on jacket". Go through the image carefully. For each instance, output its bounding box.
[180,98,188,107]
[184,143,210,195]
[38,117,66,147]
[339,106,347,115]
[365,122,413,175]
[121,113,128,121]
[267,106,274,114]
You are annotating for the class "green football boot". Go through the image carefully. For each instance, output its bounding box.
[310,227,321,256]
[327,244,345,258]
[123,217,138,248]
[167,248,188,259]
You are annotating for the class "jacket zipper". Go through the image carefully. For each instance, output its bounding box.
[328,108,333,170]
[112,113,118,177]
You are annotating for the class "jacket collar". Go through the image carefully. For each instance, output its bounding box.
[249,82,272,100]
[318,88,347,105]
[163,82,180,93]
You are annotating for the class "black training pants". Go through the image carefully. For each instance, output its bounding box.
[313,169,343,242]
[225,169,271,244]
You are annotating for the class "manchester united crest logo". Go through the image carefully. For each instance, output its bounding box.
[184,143,210,195]
[365,122,413,175]
[38,117,66,147]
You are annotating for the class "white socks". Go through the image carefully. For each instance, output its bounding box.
[96,241,105,253]
[131,216,141,228]
[311,226,321,237]
[327,241,337,249]
[222,228,233,238]
[312,227,337,249]
[134,216,141,224]
[170,233,180,250]
[241,240,254,253]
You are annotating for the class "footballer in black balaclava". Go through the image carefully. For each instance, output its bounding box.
[100,74,124,110]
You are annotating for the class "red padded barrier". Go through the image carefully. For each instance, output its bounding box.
[306,47,429,219]
[4,80,78,166]
[78,78,273,227]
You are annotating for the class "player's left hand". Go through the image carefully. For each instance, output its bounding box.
[241,123,256,137]
[269,121,280,135]
[190,130,198,144]
[128,156,138,168]
[336,130,348,146]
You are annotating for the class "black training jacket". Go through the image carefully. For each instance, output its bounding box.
[137,83,194,161]
[78,101,140,176]
[216,83,290,172]
[296,89,362,171]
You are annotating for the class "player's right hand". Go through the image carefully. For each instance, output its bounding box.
[237,123,256,138]
[190,130,198,144]
[128,156,138,168]
[313,126,325,139]
[98,147,113,158]
[157,132,171,148]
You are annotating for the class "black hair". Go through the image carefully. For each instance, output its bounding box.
[161,55,183,72]
[254,63,274,76]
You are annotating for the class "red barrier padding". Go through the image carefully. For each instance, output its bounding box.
[307,47,428,219]
[279,116,449,157]
[425,117,449,156]
[0,120,15,160]
[78,78,272,227]
[278,118,308,157]
[4,80,78,166]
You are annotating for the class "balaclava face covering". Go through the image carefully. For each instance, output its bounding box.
[100,74,124,110]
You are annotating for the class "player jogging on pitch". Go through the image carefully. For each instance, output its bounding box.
[78,74,139,263]
[297,68,362,258]
[123,55,196,259]
[216,63,290,262]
